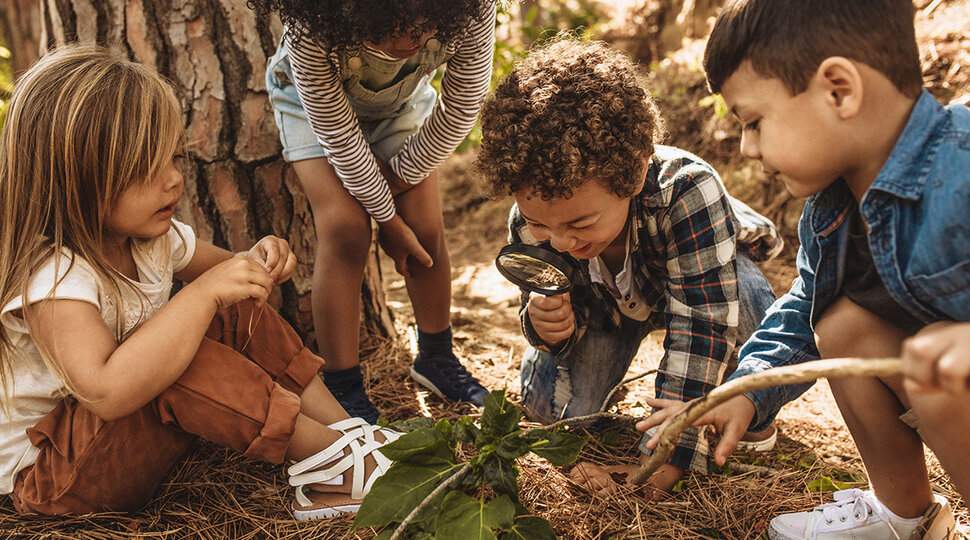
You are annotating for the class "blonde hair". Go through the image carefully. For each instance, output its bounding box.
[0,45,185,411]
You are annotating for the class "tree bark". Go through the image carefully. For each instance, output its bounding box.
[0,0,396,342]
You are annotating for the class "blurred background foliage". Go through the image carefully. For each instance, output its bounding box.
[0,33,11,129]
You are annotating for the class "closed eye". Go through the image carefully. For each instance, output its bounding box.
[742,120,759,131]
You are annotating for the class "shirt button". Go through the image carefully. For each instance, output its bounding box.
[629,303,636,308]
[624,294,631,300]
[425,38,440,52]
[346,56,363,71]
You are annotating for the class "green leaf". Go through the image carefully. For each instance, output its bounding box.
[389,417,437,432]
[481,453,519,499]
[522,430,586,466]
[353,461,463,529]
[379,427,454,464]
[797,455,818,470]
[599,430,620,447]
[435,418,456,446]
[435,492,515,540]
[499,516,557,540]
[481,390,522,439]
[496,433,532,460]
[455,416,483,444]
[806,475,852,493]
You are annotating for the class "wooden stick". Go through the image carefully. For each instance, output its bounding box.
[629,357,902,485]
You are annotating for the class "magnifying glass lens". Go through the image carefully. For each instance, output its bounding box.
[494,244,575,295]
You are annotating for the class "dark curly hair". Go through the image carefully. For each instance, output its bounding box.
[476,38,664,201]
[247,0,492,53]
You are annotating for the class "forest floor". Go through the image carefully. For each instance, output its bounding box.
[0,1,967,539]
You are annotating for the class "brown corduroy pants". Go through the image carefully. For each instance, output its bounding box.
[10,299,324,515]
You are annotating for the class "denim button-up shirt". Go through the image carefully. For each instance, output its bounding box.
[732,90,970,431]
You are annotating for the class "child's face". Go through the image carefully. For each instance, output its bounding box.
[364,27,437,59]
[514,179,635,260]
[106,155,184,241]
[720,62,848,198]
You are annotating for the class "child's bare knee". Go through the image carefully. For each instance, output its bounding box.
[814,297,908,358]
[315,214,371,261]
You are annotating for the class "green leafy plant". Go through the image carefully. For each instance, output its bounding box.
[353,390,586,539]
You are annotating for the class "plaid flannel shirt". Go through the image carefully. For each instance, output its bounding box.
[510,145,782,471]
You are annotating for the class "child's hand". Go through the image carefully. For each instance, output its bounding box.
[527,292,575,347]
[188,253,274,308]
[245,235,297,284]
[378,215,433,277]
[637,395,756,466]
[902,321,970,395]
[568,461,684,500]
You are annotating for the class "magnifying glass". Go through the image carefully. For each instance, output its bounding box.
[494,244,576,295]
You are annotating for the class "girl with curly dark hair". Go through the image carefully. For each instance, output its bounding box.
[249,0,494,428]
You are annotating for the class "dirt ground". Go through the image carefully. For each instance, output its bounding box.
[0,1,966,538]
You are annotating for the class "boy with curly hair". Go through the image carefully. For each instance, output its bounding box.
[475,38,783,496]
[641,0,968,537]
[249,0,496,422]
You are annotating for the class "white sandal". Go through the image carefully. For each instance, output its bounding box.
[287,422,401,520]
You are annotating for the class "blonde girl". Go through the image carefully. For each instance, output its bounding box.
[0,45,396,520]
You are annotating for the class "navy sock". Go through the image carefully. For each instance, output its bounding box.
[321,364,364,391]
[417,326,454,358]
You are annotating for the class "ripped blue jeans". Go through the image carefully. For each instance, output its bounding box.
[520,253,776,454]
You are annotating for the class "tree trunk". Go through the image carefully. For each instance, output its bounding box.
[0,0,396,342]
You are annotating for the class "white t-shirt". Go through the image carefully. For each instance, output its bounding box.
[0,220,196,495]
[588,229,652,322]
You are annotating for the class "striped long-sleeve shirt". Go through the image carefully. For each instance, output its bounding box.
[284,4,495,222]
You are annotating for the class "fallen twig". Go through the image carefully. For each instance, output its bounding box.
[629,357,902,485]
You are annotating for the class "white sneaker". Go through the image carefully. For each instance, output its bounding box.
[767,489,956,540]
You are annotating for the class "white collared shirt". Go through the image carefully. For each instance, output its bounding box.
[587,229,652,321]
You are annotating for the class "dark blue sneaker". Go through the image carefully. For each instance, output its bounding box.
[410,353,489,406]
[321,366,380,424]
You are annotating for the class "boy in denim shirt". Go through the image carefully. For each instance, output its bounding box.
[640,0,968,537]
[476,38,782,497]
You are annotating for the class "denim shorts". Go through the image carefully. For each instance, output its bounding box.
[265,45,438,163]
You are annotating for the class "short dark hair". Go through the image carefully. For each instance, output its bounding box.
[704,0,922,98]
[476,38,664,201]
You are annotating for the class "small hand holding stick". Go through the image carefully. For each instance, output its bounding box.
[630,357,902,485]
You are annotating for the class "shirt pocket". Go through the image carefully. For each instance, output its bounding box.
[907,259,970,320]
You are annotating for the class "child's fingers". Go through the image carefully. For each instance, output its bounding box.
[712,422,746,466]
[276,251,297,284]
[937,350,970,394]
[530,293,565,311]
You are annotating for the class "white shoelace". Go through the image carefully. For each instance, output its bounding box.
[814,489,903,539]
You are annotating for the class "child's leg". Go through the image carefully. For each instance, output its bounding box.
[392,168,450,332]
[907,380,970,498]
[11,325,329,515]
[290,157,372,372]
[815,296,931,518]
[395,170,489,404]
[520,316,652,423]
[289,157,380,421]
[204,298,349,427]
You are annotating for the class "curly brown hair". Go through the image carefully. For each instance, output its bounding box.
[247,0,492,53]
[476,38,664,201]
